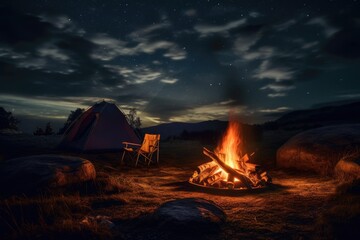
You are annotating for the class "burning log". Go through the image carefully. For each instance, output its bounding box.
[206,172,222,185]
[226,174,235,189]
[203,147,253,189]
[196,161,217,173]
[199,165,219,183]
[244,163,261,172]
[190,164,220,184]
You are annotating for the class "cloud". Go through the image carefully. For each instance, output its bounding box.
[163,45,187,60]
[274,19,296,31]
[302,41,319,49]
[90,34,134,61]
[249,12,261,18]
[0,8,125,96]
[128,22,171,42]
[260,83,295,92]
[337,93,360,99]
[184,9,197,17]
[38,44,70,61]
[39,15,85,36]
[136,41,186,60]
[258,106,291,113]
[91,26,186,61]
[267,93,287,98]
[105,64,162,84]
[194,18,247,37]
[0,94,94,118]
[161,78,178,84]
[260,82,297,97]
[105,64,179,86]
[168,101,248,123]
[234,32,262,52]
[253,60,295,82]
[255,68,294,82]
[307,17,339,37]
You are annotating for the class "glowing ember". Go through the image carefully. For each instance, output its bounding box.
[189,120,271,190]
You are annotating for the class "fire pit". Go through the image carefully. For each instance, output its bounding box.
[189,121,271,190]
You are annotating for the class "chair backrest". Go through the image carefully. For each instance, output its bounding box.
[140,134,160,153]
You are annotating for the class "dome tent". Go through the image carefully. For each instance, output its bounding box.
[59,101,140,151]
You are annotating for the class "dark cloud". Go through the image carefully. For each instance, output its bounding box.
[143,97,191,121]
[311,99,360,109]
[262,111,292,119]
[296,68,321,81]
[0,61,88,96]
[0,6,124,97]
[232,24,264,35]
[324,27,360,59]
[0,7,52,45]
[204,35,231,52]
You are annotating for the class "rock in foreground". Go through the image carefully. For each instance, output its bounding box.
[153,198,226,230]
[277,124,360,176]
[0,154,96,195]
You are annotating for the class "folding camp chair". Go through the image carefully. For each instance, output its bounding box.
[121,134,160,166]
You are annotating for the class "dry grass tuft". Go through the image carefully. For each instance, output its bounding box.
[315,194,360,240]
[315,148,360,240]
[0,194,102,239]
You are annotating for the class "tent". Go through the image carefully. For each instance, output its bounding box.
[59,101,140,151]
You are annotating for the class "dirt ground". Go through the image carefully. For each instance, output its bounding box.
[0,135,358,239]
[101,165,337,240]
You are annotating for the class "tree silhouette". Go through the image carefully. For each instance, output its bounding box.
[33,127,44,136]
[45,122,54,135]
[127,108,141,129]
[0,107,19,130]
[33,122,54,136]
[58,108,85,134]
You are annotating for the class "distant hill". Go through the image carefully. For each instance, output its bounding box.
[142,120,262,144]
[264,101,360,131]
[142,101,360,141]
[142,120,228,140]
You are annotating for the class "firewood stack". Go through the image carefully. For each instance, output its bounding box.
[189,147,271,190]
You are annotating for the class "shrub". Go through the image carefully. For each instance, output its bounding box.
[0,107,19,130]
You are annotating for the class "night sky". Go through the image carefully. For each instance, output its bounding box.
[1,0,360,133]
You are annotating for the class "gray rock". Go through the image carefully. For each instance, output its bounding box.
[0,154,96,194]
[277,124,360,175]
[153,198,226,231]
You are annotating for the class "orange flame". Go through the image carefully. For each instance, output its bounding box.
[216,120,242,170]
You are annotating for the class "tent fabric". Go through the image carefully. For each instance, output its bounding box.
[59,101,140,151]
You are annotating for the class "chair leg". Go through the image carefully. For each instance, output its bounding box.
[157,149,159,164]
[147,153,153,166]
[121,151,126,164]
[135,153,140,167]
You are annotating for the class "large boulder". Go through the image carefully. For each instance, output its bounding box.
[0,155,96,195]
[277,124,360,176]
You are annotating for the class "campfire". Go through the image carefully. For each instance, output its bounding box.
[189,121,271,190]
